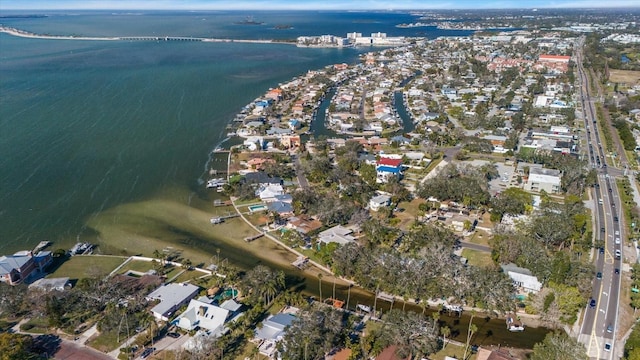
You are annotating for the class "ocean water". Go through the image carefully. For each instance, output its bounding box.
[0,11,472,254]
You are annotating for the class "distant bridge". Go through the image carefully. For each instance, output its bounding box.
[119,36,205,41]
[0,26,290,45]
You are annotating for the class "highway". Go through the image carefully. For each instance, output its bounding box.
[576,36,624,360]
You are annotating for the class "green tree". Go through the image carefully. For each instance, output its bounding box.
[531,331,588,360]
[0,333,38,360]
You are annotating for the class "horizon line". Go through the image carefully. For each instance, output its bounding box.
[2,6,640,11]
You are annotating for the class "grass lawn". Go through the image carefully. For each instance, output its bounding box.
[118,259,157,274]
[467,230,491,247]
[48,255,126,280]
[20,317,49,334]
[170,269,206,283]
[430,343,477,360]
[88,330,122,352]
[461,249,493,268]
[609,69,640,84]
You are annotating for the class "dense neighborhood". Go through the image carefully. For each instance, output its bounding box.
[2,8,640,360]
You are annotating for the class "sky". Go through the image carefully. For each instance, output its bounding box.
[1,0,639,10]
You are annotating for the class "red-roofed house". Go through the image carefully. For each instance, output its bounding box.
[376,157,403,183]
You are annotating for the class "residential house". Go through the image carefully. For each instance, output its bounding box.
[255,313,297,358]
[287,216,323,235]
[318,225,355,246]
[267,201,294,217]
[175,299,230,333]
[280,135,301,149]
[258,184,285,202]
[376,157,403,183]
[0,252,40,285]
[524,166,562,194]
[146,283,200,321]
[369,194,391,212]
[501,263,542,293]
[243,172,283,186]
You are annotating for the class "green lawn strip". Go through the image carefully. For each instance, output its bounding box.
[20,317,49,334]
[616,178,639,240]
[234,197,263,207]
[169,269,204,284]
[47,256,126,280]
[461,249,493,268]
[596,104,614,153]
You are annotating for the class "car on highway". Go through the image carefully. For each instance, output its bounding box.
[616,237,621,245]
[615,268,620,274]
[596,272,602,279]
[590,298,597,308]
[607,324,614,333]
[614,216,619,222]
[600,247,605,254]
[601,227,606,233]
[616,249,621,259]
[615,230,620,236]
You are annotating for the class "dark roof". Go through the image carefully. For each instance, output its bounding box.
[243,172,283,185]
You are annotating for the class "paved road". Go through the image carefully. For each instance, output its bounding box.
[576,37,624,360]
[459,241,491,253]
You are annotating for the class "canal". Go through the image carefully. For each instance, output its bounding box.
[204,78,551,350]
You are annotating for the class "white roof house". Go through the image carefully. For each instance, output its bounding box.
[175,299,229,332]
[369,194,391,212]
[258,184,284,202]
[255,313,297,357]
[318,225,355,246]
[146,283,200,321]
[524,166,562,194]
[501,264,542,293]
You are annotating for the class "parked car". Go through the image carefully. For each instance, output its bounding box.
[167,332,180,339]
[141,348,155,359]
[604,343,612,352]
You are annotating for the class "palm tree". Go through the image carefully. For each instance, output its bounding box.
[153,249,163,266]
[463,312,477,360]
[317,273,323,302]
[441,326,451,350]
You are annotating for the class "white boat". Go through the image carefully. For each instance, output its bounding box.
[70,242,93,255]
[357,304,372,313]
[206,178,226,188]
[506,315,525,332]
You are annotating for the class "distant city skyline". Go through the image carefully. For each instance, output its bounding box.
[1,0,639,11]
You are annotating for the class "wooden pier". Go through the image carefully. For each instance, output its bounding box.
[244,233,264,242]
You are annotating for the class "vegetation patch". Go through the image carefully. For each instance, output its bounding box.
[609,69,640,85]
[48,255,126,280]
